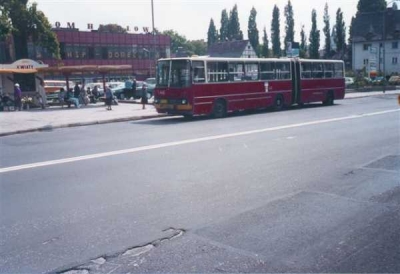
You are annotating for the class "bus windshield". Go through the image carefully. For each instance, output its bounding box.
[157,60,191,88]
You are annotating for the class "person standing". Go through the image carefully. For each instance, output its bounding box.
[141,84,148,110]
[74,83,81,99]
[131,78,137,100]
[14,83,22,111]
[105,86,113,110]
[37,80,47,109]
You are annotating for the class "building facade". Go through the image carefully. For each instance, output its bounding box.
[352,8,400,76]
[1,28,171,79]
[207,40,257,58]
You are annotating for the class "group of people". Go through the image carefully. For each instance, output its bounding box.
[3,82,47,111]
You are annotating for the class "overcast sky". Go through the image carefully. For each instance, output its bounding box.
[34,0,360,43]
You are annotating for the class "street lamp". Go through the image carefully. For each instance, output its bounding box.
[151,0,157,77]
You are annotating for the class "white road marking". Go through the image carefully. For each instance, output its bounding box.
[1,109,399,174]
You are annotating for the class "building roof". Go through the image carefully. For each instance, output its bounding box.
[352,8,400,42]
[207,40,251,58]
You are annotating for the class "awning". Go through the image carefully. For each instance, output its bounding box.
[0,68,38,74]
[38,65,133,74]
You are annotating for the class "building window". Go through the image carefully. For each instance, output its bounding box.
[393,57,398,64]
[363,59,369,65]
[363,44,371,51]
[392,41,398,49]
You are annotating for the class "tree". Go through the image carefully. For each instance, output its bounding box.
[284,0,295,51]
[335,8,346,55]
[98,24,127,33]
[248,7,259,55]
[323,3,331,58]
[357,0,387,12]
[220,9,229,41]
[271,5,281,57]
[187,40,207,56]
[260,27,269,57]
[207,18,218,47]
[228,4,243,40]
[300,25,307,58]
[162,30,188,54]
[309,9,320,59]
[1,0,60,60]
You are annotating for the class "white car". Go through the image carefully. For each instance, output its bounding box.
[345,77,354,87]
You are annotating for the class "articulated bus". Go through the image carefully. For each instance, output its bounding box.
[154,57,345,118]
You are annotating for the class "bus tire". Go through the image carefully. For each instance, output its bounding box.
[274,95,284,111]
[213,99,227,118]
[323,91,334,106]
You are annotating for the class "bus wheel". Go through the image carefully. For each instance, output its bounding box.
[323,91,334,106]
[213,99,226,118]
[274,95,284,111]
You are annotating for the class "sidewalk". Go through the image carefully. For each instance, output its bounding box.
[0,90,399,137]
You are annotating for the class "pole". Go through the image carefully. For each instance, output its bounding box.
[151,0,156,77]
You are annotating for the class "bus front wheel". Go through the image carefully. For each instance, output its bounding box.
[323,91,334,106]
[274,95,284,111]
[213,99,226,118]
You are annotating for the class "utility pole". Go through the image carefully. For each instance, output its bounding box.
[151,0,156,77]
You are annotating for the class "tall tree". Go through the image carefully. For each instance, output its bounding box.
[261,27,269,57]
[284,0,295,51]
[271,5,281,57]
[1,0,60,60]
[309,9,320,59]
[207,18,218,47]
[335,8,346,55]
[300,25,307,58]
[357,0,387,12]
[323,3,331,58]
[220,9,229,41]
[228,4,243,40]
[248,7,259,55]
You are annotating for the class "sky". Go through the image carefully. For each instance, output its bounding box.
[34,0,361,44]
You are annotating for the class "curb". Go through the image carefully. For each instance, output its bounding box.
[344,92,400,100]
[0,114,164,137]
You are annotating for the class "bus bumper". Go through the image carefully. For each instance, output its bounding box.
[155,104,193,115]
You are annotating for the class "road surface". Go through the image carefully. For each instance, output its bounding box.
[1,94,399,273]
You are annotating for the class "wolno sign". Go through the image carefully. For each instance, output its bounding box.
[53,22,150,33]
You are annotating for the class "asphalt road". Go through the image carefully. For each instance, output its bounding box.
[1,95,399,273]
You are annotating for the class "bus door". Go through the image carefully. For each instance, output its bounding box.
[290,59,301,104]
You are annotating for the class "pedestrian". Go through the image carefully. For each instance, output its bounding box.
[141,84,148,110]
[74,83,81,99]
[37,80,47,109]
[105,86,113,110]
[67,88,80,108]
[14,83,22,111]
[131,78,136,100]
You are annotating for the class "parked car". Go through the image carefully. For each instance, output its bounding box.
[144,78,156,98]
[371,76,385,84]
[113,81,145,100]
[345,77,354,87]
[388,75,400,85]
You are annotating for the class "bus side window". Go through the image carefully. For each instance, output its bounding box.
[228,63,244,82]
[208,62,228,83]
[301,63,312,79]
[334,63,344,78]
[312,63,324,79]
[260,62,275,80]
[244,63,259,80]
[324,63,334,78]
[192,61,205,83]
[276,62,291,80]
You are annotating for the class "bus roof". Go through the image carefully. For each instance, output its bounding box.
[158,57,344,64]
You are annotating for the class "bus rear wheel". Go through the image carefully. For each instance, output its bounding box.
[274,95,284,111]
[213,99,226,118]
[323,91,334,106]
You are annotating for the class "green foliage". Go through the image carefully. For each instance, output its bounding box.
[300,25,307,58]
[323,3,331,58]
[309,9,320,59]
[260,27,269,57]
[1,0,60,59]
[335,8,346,55]
[284,0,295,51]
[220,9,229,42]
[207,18,218,47]
[98,24,127,33]
[248,7,259,55]
[357,0,387,12]
[271,5,281,57]
[163,30,206,56]
[228,4,243,40]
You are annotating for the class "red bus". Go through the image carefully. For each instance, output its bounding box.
[154,57,345,118]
